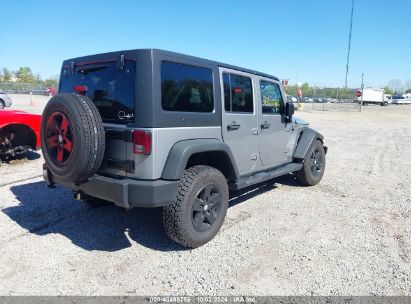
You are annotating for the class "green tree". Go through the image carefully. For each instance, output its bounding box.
[16,67,35,83]
[2,67,12,82]
[301,82,311,96]
[35,73,42,83]
[284,84,297,96]
[44,75,59,87]
[383,86,393,95]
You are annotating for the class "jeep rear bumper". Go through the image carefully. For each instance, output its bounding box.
[43,164,179,209]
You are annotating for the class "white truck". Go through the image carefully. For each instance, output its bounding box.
[358,88,391,106]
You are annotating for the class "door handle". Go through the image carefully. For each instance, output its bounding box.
[261,121,271,129]
[227,121,241,131]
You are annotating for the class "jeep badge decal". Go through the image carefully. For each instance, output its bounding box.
[118,111,134,120]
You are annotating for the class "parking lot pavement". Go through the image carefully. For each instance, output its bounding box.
[7,94,50,114]
[0,106,410,295]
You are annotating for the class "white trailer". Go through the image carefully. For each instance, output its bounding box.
[358,88,388,106]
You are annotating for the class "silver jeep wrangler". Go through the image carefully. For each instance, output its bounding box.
[41,49,327,248]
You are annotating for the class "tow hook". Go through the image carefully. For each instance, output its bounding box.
[73,191,83,201]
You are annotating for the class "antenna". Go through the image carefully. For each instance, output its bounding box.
[345,0,355,89]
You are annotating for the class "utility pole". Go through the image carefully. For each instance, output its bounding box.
[312,84,316,110]
[345,0,355,89]
[360,72,364,112]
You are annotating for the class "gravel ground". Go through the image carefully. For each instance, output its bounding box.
[0,102,410,296]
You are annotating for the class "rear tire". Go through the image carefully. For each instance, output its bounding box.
[163,165,229,248]
[296,140,326,186]
[41,93,105,183]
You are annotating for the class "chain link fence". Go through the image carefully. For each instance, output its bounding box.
[286,84,360,112]
[309,87,359,112]
[0,82,56,96]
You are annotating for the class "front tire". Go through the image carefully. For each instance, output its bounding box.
[163,165,229,248]
[296,140,326,186]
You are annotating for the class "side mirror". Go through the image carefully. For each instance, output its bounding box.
[285,102,294,122]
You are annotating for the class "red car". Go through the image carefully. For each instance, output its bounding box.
[47,87,58,96]
[0,110,41,160]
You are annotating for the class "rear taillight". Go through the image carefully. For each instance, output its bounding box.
[73,85,88,95]
[133,130,151,155]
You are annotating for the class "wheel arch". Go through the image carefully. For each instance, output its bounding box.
[161,139,240,181]
[0,123,37,149]
[293,127,327,161]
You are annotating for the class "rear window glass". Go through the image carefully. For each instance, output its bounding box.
[161,61,214,112]
[59,60,136,123]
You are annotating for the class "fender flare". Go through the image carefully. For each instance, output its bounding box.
[293,127,327,160]
[161,139,240,181]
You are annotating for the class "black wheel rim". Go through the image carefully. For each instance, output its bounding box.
[191,184,222,232]
[310,148,323,176]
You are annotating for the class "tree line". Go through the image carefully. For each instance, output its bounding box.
[283,83,355,99]
[283,82,400,99]
[0,67,58,87]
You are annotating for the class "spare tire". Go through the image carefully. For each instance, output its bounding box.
[41,93,105,183]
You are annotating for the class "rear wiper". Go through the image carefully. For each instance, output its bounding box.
[76,64,108,74]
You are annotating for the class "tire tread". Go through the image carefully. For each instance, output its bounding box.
[296,140,325,186]
[41,93,105,182]
[163,165,228,248]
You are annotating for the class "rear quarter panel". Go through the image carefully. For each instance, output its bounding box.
[129,126,222,180]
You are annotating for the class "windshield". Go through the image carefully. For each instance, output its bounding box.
[59,59,136,123]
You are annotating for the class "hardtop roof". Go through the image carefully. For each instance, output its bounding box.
[63,48,280,81]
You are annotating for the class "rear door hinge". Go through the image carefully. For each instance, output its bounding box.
[117,54,125,70]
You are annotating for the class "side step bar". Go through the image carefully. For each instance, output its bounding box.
[229,163,303,190]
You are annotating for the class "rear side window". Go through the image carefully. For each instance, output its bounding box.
[161,62,214,112]
[223,73,253,113]
[60,60,136,123]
